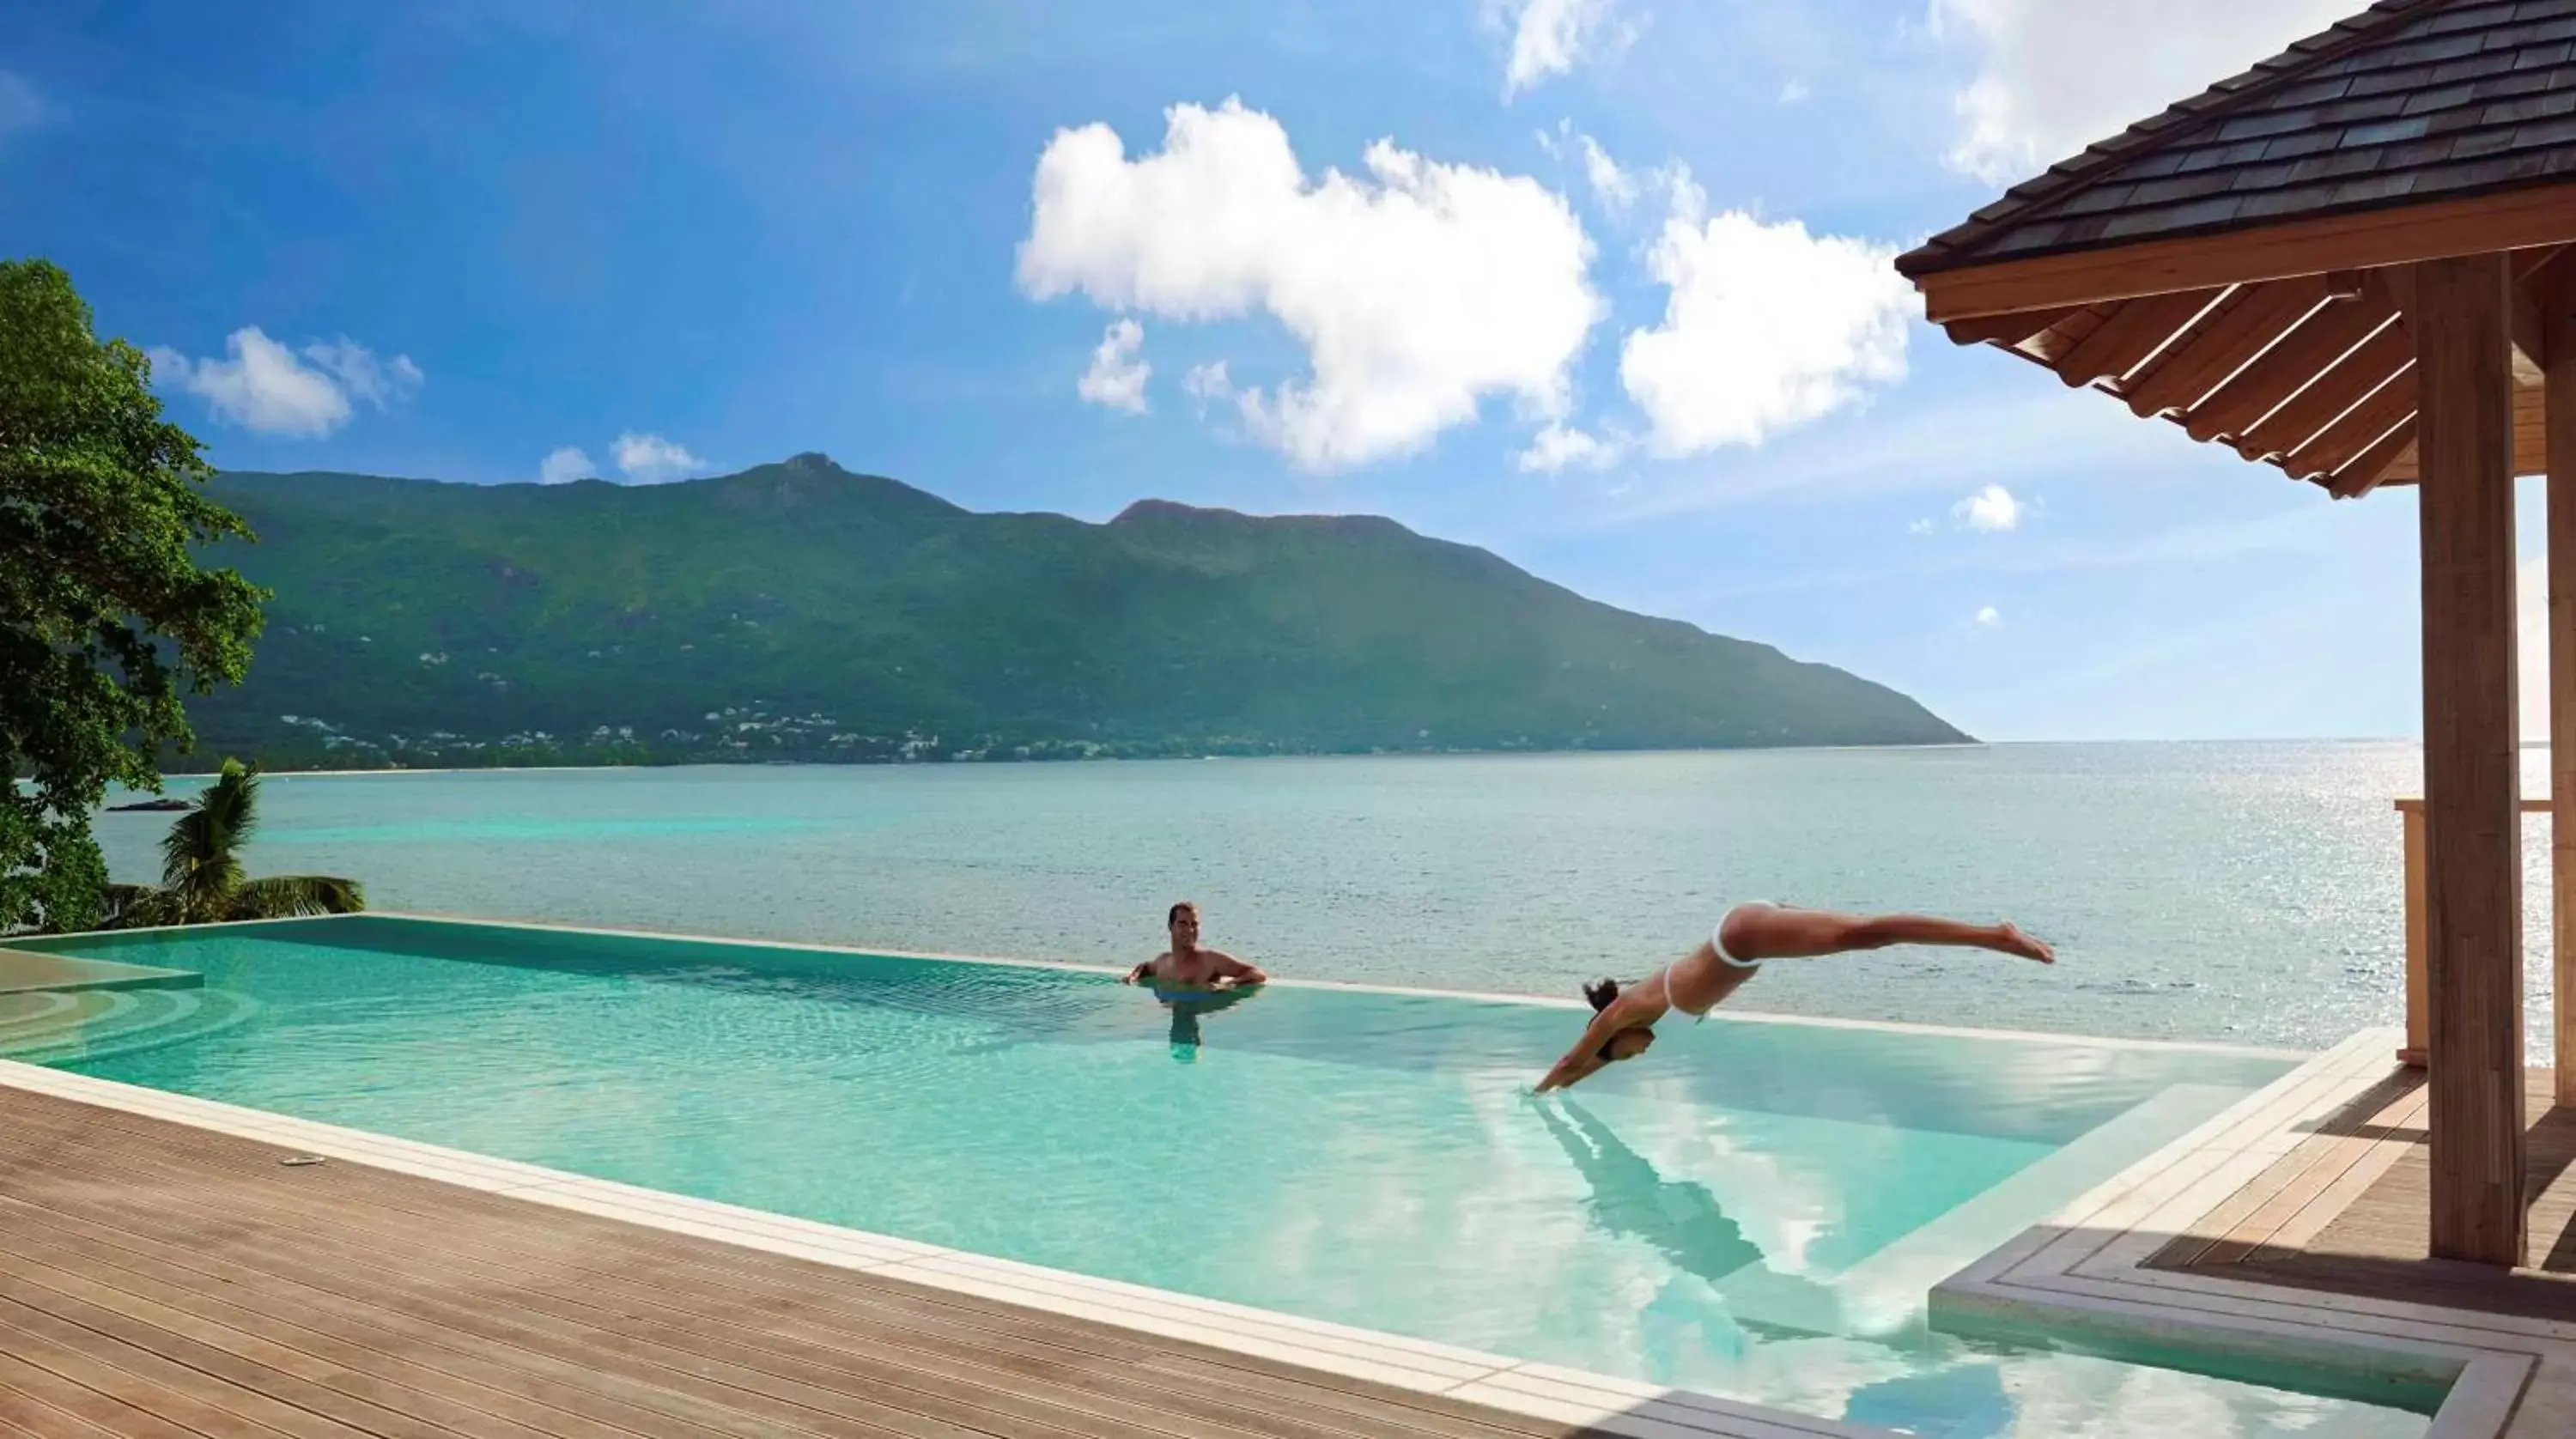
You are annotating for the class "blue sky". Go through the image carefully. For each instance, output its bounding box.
[0,0,2518,743]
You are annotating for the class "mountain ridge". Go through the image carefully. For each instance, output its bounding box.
[171,455,1971,768]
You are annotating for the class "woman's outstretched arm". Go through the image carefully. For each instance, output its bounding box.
[1534,986,1664,1093]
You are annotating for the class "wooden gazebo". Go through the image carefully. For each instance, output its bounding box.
[1898,0,2576,1267]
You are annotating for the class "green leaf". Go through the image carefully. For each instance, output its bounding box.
[0,258,266,932]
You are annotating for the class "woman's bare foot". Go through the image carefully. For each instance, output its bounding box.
[1992,923,2055,964]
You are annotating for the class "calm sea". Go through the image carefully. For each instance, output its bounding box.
[92,741,2555,1053]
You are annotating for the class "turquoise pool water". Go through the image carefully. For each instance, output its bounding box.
[14,917,2431,1437]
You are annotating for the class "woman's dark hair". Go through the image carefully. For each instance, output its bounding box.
[1583,978,1620,1012]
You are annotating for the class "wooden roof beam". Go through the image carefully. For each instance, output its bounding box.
[2050,288,2228,389]
[2179,298,2394,445]
[2287,364,2415,480]
[2117,278,2330,418]
[2512,248,2573,379]
[2235,321,2409,463]
[1906,184,2576,324]
[2327,417,2416,501]
[1941,307,2081,349]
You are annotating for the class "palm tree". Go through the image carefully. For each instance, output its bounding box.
[104,759,364,927]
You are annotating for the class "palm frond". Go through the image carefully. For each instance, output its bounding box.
[161,759,258,919]
[225,874,365,920]
[99,883,177,930]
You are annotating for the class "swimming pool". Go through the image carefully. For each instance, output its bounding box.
[9,916,2432,1436]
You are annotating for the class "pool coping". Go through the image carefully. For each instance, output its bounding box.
[1926,1025,2570,1438]
[32,909,2314,1061]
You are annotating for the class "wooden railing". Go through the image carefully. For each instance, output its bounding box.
[2392,796,2555,1067]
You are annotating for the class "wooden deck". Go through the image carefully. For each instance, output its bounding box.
[0,1084,1617,1439]
[2150,1066,2576,1321]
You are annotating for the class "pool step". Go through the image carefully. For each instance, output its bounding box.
[0,986,258,1066]
[1714,1084,2255,1339]
[0,947,203,996]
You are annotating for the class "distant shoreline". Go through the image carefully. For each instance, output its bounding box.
[110,735,2473,783]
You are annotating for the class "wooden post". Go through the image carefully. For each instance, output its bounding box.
[2401,798,2430,1066]
[2414,252,2527,1268]
[2548,260,2576,1108]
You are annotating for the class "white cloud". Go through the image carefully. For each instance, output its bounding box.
[1931,0,2353,184]
[148,326,419,439]
[612,432,707,484]
[1076,318,1151,414]
[1515,422,1622,473]
[1977,604,2002,628]
[1495,0,1632,98]
[1908,517,1935,536]
[301,338,422,410]
[1953,482,2023,531]
[538,446,595,485]
[1779,80,1811,105]
[1577,134,1638,212]
[1180,360,1236,414]
[1018,97,1601,472]
[1617,172,1914,457]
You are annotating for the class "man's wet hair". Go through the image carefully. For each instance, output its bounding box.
[1168,902,1197,926]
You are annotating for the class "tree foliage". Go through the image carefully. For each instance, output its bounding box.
[0,258,267,932]
[105,758,362,927]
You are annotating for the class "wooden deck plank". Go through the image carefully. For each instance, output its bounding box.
[0,1101,1560,1439]
[0,1086,1604,1439]
[0,1153,1445,1439]
[2152,1068,2576,1324]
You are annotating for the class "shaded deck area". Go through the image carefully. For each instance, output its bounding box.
[2151,1067,2576,1321]
[0,1085,1613,1439]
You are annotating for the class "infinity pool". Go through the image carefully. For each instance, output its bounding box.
[10,917,2430,1436]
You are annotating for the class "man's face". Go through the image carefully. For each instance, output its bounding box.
[1170,908,1200,948]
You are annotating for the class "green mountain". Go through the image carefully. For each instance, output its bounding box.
[173,453,1969,768]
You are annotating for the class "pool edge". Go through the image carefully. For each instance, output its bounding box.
[22,910,2318,1062]
[1927,1027,2565,1439]
[0,1054,1899,1439]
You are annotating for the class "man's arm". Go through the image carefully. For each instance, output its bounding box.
[1123,954,1164,985]
[1209,950,1268,986]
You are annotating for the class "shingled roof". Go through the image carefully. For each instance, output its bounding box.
[1896,0,2576,280]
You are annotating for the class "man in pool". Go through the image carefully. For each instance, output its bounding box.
[1534,902,2054,1093]
[1124,901,1269,990]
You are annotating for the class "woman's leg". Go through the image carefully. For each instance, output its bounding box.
[1720,905,2053,964]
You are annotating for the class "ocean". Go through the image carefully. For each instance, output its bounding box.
[90,740,2549,1054]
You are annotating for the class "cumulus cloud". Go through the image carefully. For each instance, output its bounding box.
[1076,318,1151,414]
[1018,97,1601,472]
[1908,517,1935,536]
[538,446,595,485]
[148,327,421,439]
[1780,79,1811,105]
[1931,0,2352,184]
[1617,172,1914,457]
[1515,422,1622,473]
[612,432,707,484]
[1953,482,2023,531]
[1495,0,1632,98]
[1977,604,2002,628]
